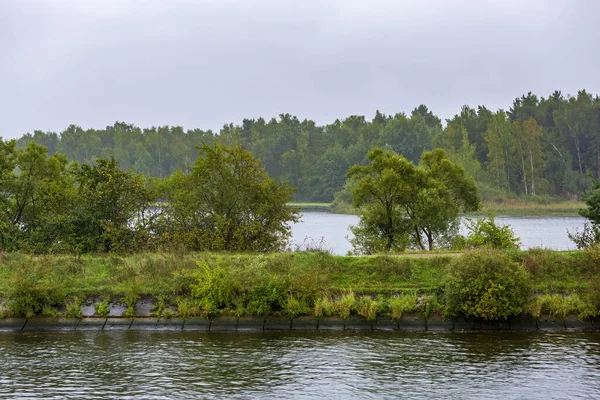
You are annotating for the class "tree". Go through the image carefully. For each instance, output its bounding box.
[348,148,480,253]
[163,143,299,252]
[64,157,155,253]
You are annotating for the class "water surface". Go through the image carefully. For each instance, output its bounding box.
[1,330,599,399]
[291,212,586,254]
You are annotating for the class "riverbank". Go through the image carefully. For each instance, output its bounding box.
[300,200,585,216]
[0,313,594,332]
[1,249,598,325]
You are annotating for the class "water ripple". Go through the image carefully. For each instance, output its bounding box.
[0,331,599,399]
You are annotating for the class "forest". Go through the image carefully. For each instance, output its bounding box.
[11,89,600,203]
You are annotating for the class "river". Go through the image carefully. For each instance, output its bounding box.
[290,212,587,255]
[1,330,599,399]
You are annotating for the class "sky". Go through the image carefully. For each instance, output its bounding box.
[1,0,599,138]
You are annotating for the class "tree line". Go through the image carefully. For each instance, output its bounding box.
[0,141,298,254]
[13,90,600,202]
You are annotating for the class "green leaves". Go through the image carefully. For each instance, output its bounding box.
[348,147,480,253]
[444,248,531,320]
[163,143,299,252]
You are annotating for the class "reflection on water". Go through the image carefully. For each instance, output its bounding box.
[290,212,587,255]
[0,331,599,399]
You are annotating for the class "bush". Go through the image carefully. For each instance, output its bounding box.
[191,261,234,308]
[464,216,520,249]
[95,299,110,317]
[443,248,531,320]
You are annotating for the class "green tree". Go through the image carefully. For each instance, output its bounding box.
[163,143,299,252]
[64,157,155,253]
[348,148,480,253]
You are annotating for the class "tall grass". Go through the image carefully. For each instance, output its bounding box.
[0,249,598,319]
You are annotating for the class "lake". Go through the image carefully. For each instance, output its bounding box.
[290,212,587,255]
[1,330,599,399]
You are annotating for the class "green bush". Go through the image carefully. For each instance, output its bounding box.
[191,261,234,308]
[464,216,520,249]
[443,248,531,320]
[95,299,110,317]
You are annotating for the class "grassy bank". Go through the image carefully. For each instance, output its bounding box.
[477,200,585,217]
[287,202,331,212]
[0,248,598,321]
[305,200,585,217]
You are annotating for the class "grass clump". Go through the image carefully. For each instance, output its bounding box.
[389,293,418,320]
[65,296,83,318]
[95,299,110,317]
[313,296,335,318]
[334,292,356,319]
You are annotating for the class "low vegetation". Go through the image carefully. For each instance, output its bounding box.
[0,248,598,321]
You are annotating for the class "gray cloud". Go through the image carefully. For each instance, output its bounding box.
[1,0,599,138]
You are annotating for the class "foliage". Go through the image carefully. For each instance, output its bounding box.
[568,222,599,249]
[95,299,110,317]
[444,248,531,320]
[334,292,356,319]
[161,143,299,252]
[463,216,521,249]
[356,295,379,320]
[313,296,335,318]
[14,90,600,205]
[65,297,83,319]
[389,293,418,320]
[571,182,600,248]
[348,147,480,253]
[191,261,234,308]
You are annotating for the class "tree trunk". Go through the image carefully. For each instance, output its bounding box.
[517,140,528,195]
[529,147,535,196]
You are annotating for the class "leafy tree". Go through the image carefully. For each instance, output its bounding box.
[348,148,479,253]
[163,143,299,252]
[63,157,155,253]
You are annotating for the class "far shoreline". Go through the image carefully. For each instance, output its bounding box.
[289,200,585,217]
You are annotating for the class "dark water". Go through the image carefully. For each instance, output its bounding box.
[291,212,587,255]
[1,331,599,399]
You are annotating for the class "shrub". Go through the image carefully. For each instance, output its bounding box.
[95,299,110,317]
[464,216,520,249]
[191,261,234,308]
[443,248,531,320]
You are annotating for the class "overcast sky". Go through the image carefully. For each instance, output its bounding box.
[1,0,599,138]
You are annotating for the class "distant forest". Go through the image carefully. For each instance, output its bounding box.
[13,90,600,202]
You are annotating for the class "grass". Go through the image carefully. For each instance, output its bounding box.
[313,199,584,217]
[0,248,598,319]
[475,200,584,217]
